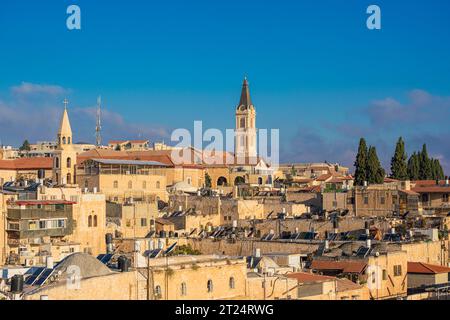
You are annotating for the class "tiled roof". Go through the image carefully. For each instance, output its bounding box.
[408,262,450,274]
[0,157,53,170]
[287,272,363,292]
[316,174,333,182]
[310,260,367,274]
[412,186,450,193]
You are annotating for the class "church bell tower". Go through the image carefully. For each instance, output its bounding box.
[52,99,78,186]
[235,77,257,159]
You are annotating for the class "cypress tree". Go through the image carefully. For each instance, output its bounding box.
[367,146,385,184]
[354,138,368,186]
[390,137,408,180]
[408,152,420,180]
[419,144,432,179]
[431,159,445,180]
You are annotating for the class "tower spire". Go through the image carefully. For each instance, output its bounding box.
[237,76,253,110]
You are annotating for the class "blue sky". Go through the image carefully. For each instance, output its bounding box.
[1,0,450,172]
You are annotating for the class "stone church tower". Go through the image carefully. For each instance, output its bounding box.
[52,99,78,186]
[235,77,257,159]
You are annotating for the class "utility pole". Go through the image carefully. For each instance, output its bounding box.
[95,96,102,147]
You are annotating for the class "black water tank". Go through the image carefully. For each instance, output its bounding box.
[105,233,113,244]
[11,275,24,293]
[118,256,130,272]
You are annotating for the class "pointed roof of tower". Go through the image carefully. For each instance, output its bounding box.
[237,77,254,110]
[58,100,73,137]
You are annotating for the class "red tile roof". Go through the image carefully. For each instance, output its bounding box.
[310,260,367,274]
[408,262,450,274]
[0,157,53,170]
[13,200,76,206]
[287,272,363,292]
[316,174,333,182]
[412,186,450,194]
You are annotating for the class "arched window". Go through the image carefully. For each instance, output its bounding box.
[67,157,71,168]
[68,137,71,144]
[142,181,147,189]
[181,282,187,296]
[55,157,60,169]
[113,181,118,188]
[156,181,160,189]
[66,173,71,185]
[128,181,133,189]
[217,177,228,186]
[93,215,98,227]
[258,177,263,185]
[88,215,92,227]
[62,137,66,144]
[240,118,245,129]
[155,285,162,298]
[229,277,235,289]
[207,280,213,293]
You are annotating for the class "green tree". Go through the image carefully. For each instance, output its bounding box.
[354,138,368,186]
[431,158,445,180]
[205,172,212,188]
[419,144,432,179]
[367,146,385,184]
[390,137,408,180]
[407,152,420,180]
[19,139,31,151]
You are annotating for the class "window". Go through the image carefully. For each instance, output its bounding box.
[93,215,98,227]
[128,181,133,189]
[332,201,338,208]
[207,280,213,293]
[62,137,66,144]
[380,196,385,205]
[88,215,93,227]
[66,173,71,185]
[141,218,147,227]
[28,221,38,230]
[113,181,118,188]
[55,157,60,169]
[371,272,376,284]
[68,137,71,144]
[39,221,47,229]
[443,194,449,203]
[142,181,147,189]
[240,118,245,129]
[67,157,72,168]
[155,285,162,298]
[364,196,369,205]
[181,282,187,296]
[382,269,387,280]
[394,265,402,277]
[156,181,160,189]
[422,194,429,203]
[229,277,235,289]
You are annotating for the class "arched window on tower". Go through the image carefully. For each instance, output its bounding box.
[67,157,71,168]
[68,137,71,144]
[62,137,66,144]
[66,173,71,185]
[88,215,92,227]
[240,118,245,129]
[93,215,98,227]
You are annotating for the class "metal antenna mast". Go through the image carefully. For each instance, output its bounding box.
[96,96,102,147]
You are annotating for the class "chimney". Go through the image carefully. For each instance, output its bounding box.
[365,221,370,236]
